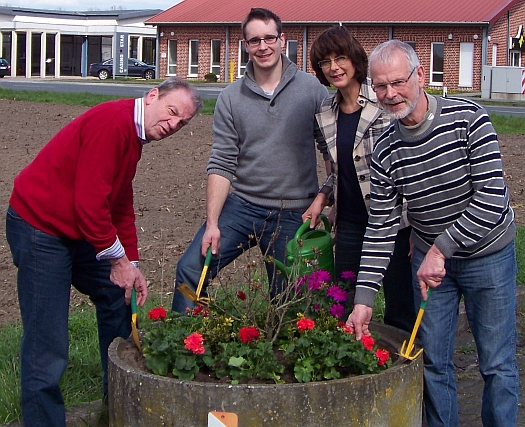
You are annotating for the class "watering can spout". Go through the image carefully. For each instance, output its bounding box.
[271,258,290,280]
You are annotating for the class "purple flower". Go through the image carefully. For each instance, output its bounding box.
[313,303,321,311]
[326,285,348,302]
[329,303,345,318]
[316,270,332,283]
[340,270,356,282]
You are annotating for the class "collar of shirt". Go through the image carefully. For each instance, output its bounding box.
[134,97,150,145]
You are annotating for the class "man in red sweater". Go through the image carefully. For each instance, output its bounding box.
[5,76,202,427]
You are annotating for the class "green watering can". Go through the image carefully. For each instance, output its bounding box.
[270,214,335,281]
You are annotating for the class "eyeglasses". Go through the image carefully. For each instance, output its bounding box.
[371,66,418,94]
[317,56,349,70]
[245,35,280,47]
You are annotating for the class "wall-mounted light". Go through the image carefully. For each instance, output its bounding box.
[160,32,164,37]
[170,32,174,36]
[473,34,478,39]
[488,35,491,42]
[448,33,453,40]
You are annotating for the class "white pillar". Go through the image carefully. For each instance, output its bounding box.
[0,32,3,57]
[55,32,60,78]
[41,32,46,78]
[11,31,17,77]
[137,36,143,61]
[25,30,31,78]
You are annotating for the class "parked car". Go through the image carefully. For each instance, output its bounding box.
[0,58,11,78]
[88,58,156,80]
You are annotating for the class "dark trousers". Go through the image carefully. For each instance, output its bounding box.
[334,220,416,332]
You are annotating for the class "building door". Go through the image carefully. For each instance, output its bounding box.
[459,42,474,87]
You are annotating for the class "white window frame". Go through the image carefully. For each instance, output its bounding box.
[286,40,297,64]
[188,39,198,77]
[168,39,177,75]
[458,42,474,87]
[210,39,220,77]
[491,44,497,66]
[510,50,521,67]
[430,42,444,86]
[238,40,249,78]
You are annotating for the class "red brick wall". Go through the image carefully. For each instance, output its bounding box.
[488,0,525,66]
[156,21,503,91]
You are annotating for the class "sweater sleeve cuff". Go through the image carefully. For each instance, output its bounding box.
[96,236,125,261]
[353,285,377,308]
[433,232,457,259]
[206,168,234,183]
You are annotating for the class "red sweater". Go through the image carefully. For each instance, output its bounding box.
[9,98,143,261]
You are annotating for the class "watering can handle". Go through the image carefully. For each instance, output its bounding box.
[294,214,331,240]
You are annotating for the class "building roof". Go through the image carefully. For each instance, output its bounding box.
[146,0,520,26]
[0,6,162,20]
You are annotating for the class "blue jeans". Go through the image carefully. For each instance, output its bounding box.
[335,220,416,332]
[5,206,131,427]
[172,193,304,312]
[412,243,519,427]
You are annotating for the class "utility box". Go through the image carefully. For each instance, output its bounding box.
[481,65,492,99]
[489,66,525,100]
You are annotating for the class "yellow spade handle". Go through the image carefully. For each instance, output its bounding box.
[404,287,433,355]
[195,247,212,299]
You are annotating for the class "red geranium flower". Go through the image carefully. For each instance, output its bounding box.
[239,326,259,343]
[375,348,390,366]
[184,332,205,355]
[148,307,167,320]
[236,290,246,300]
[297,318,315,331]
[360,335,375,351]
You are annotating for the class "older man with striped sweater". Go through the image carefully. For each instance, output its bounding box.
[347,40,518,427]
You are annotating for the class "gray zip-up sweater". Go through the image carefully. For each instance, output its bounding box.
[207,55,329,211]
[354,95,516,308]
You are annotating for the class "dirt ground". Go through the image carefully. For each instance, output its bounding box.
[0,99,524,327]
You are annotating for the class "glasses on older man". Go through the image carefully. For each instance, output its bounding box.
[371,66,418,94]
[245,35,280,47]
[317,56,349,70]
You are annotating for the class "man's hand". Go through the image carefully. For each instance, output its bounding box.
[346,304,373,340]
[202,225,220,256]
[109,256,148,306]
[416,244,446,300]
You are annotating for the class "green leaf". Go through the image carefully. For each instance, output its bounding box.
[228,356,246,368]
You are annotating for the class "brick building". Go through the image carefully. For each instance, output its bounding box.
[146,0,525,91]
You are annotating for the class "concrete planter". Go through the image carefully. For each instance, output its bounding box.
[108,322,423,427]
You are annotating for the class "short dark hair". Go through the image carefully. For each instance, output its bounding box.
[310,25,368,87]
[241,8,282,40]
[157,76,203,113]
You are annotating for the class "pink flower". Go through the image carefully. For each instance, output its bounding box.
[326,285,348,302]
[239,326,259,343]
[297,318,315,331]
[375,348,390,366]
[148,307,167,320]
[340,270,356,282]
[184,332,205,355]
[361,335,375,351]
[329,303,345,318]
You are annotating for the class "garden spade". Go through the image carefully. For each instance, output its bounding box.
[177,246,212,305]
[131,288,142,352]
[398,287,433,361]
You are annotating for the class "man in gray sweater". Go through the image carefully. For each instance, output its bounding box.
[347,40,518,427]
[172,8,328,312]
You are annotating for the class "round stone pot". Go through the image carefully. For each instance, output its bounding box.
[108,322,423,427]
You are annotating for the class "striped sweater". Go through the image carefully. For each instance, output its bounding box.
[354,95,516,308]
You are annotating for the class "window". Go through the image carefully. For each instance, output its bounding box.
[430,42,444,85]
[168,39,177,75]
[458,42,473,87]
[510,51,521,67]
[287,40,297,64]
[491,44,497,66]
[189,39,198,76]
[211,39,220,77]
[238,40,249,77]
[405,41,416,51]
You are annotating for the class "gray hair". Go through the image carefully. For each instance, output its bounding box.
[156,76,204,113]
[369,39,420,74]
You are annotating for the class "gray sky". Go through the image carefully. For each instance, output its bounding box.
[3,0,179,11]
